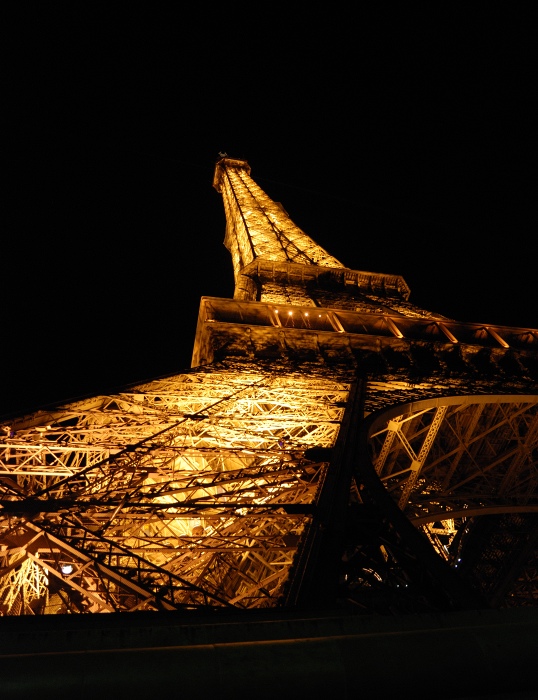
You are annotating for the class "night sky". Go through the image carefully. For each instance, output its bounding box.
[4,5,536,417]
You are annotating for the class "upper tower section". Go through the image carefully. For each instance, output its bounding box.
[213,156,342,304]
[192,157,538,366]
[212,156,416,313]
[213,157,342,271]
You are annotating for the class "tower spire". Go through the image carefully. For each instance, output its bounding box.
[213,156,343,301]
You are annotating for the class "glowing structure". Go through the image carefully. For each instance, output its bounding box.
[1,156,537,616]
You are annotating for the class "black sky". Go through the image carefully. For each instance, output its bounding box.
[4,5,536,417]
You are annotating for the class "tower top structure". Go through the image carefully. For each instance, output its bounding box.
[213,156,343,272]
[212,156,411,306]
[193,156,462,366]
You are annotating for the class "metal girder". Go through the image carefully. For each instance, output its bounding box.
[0,363,354,613]
[391,405,448,509]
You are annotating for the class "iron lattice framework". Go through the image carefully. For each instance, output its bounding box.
[1,156,537,616]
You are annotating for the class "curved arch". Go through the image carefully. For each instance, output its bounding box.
[359,392,538,607]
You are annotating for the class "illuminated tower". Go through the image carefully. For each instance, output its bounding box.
[1,156,537,617]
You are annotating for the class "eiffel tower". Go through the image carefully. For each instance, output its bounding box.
[1,156,538,696]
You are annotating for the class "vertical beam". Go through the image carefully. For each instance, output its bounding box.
[286,378,365,608]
